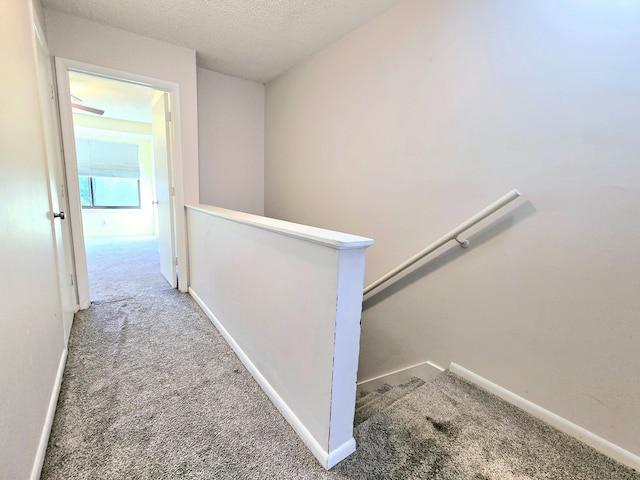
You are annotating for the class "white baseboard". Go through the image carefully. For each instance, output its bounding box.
[31,347,67,480]
[189,287,350,470]
[357,360,444,394]
[326,438,356,469]
[449,363,640,472]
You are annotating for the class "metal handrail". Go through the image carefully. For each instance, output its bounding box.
[363,189,522,295]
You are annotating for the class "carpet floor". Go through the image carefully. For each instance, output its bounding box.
[41,236,640,479]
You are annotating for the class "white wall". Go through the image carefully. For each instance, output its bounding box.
[0,1,66,477]
[265,0,640,459]
[187,204,372,468]
[44,8,198,290]
[197,68,265,215]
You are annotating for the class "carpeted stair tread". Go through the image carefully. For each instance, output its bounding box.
[354,376,426,426]
[337,371,640,480]
[355,383,393,410]
[355,391,383,411]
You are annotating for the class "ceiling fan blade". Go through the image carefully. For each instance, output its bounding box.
[71,103,105,115]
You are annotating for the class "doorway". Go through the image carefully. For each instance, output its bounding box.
[55,62,180,307]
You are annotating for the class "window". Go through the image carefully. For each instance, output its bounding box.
[79,176,92,207]
[79,176,141,208]
[75,138,141,209]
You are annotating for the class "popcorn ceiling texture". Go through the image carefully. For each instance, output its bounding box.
[41,0,405,82]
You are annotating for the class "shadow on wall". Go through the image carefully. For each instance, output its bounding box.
[362,201,537,311]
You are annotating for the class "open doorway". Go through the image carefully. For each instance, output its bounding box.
[56,66,179,306]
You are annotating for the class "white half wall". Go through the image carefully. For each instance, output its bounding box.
[265,0,640,458]
[186,204,372,468]
[197,68,265,215]
[43,8,198,290]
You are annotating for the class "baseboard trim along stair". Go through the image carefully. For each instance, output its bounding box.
[189,288,354,469]
[31,348,68,480]
[449,362,640,472]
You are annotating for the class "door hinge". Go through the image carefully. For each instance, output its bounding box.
[175,257,178,265]
[171,186,175,196]
[50,84,55,100]
[70,274,74,286]
[165,111,172,122]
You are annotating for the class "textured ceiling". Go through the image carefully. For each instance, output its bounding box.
[42,0,405,83]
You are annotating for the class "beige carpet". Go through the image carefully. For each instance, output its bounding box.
[41,236,640,479]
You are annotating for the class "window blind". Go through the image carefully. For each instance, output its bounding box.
[75,138,140,178]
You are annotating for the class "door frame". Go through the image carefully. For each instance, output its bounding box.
[54,57,185,308]
[152,91,178,288]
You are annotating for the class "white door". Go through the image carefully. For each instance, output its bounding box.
[33,15,77,339]
[152,92,177,288]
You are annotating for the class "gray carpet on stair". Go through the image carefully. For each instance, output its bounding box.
[41,236,640,479]
[354,377,425,426]
[346,374,639,479]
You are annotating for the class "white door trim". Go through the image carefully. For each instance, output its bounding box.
[54,57,186,308]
